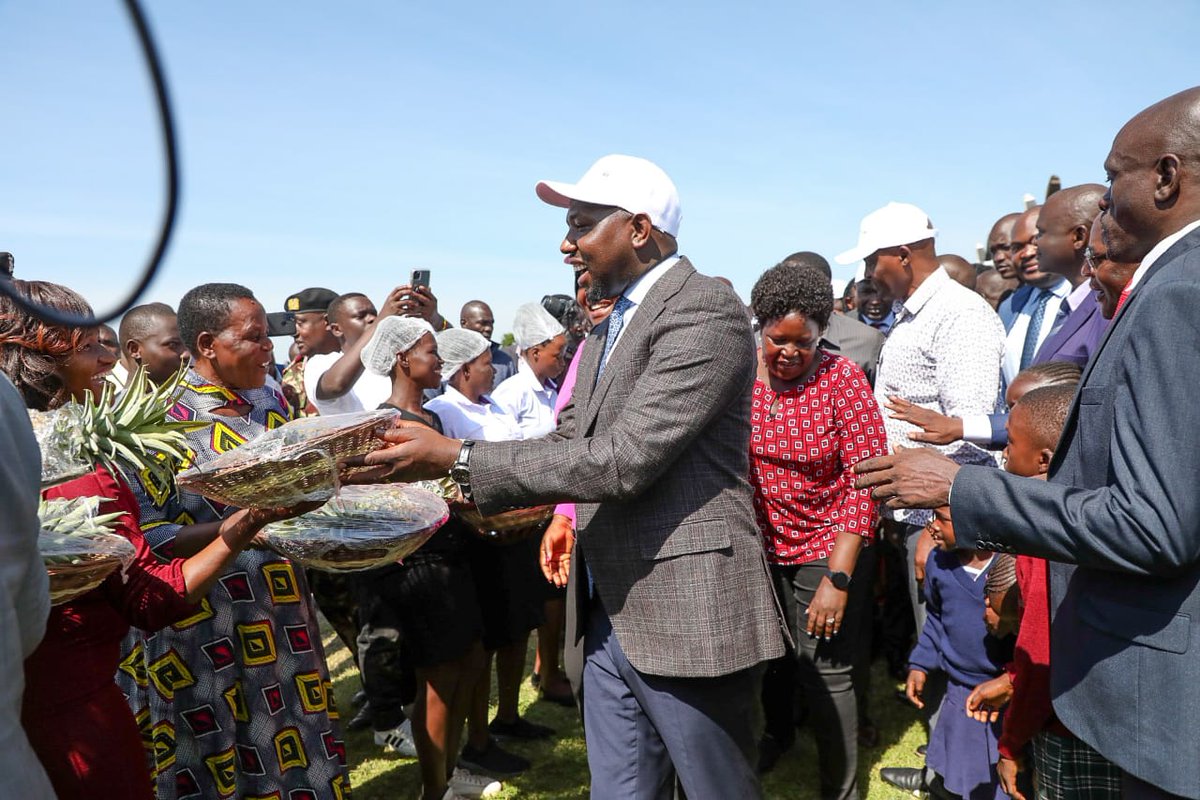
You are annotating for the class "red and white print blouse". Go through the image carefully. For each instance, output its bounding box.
[750,351,889,565]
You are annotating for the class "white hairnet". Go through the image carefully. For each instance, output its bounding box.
[359,316,436,376]
[512,302,565,352]
[437,328,490,379]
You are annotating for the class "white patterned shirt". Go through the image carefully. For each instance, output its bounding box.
[875,267,1006,525]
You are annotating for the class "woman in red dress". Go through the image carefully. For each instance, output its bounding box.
[0,280,313,800]
[748,262,889,798]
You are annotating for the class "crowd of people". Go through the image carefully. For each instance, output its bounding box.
[1,84,1199,800]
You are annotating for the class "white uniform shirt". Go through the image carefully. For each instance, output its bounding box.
[491,359,558,439]
[425,384,523,442]
[303,351,392,416]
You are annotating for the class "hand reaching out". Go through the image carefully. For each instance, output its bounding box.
[885,395,965,445]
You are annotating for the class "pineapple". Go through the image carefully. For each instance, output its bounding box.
[38,496,123,540]
[38,495,137,603]
[30,365,205,488]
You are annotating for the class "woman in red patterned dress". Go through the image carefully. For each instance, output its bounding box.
[748,262,889,799]
[0,280,314,800]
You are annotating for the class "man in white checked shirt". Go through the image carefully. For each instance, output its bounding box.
[834,202,1004,705]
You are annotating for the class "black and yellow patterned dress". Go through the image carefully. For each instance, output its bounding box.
[117,368,351,800]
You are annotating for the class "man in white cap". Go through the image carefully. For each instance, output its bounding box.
[355,154,786,798]
[834,202,1005,793]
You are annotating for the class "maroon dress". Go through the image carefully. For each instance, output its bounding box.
[23,466,193,800]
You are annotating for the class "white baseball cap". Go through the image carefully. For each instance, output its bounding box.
[536,154,682,237]
[834,202,939,265]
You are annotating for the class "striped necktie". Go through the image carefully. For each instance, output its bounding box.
[596,296,634,379]
[1020,290,1052,370]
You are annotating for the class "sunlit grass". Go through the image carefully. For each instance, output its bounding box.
[323,628,926,799]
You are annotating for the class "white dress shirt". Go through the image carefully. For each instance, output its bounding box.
[491,359,559,439]
[1124,218,1200,294]
[303,351,392,415]
[1000,278,1070,386]
[875,267,1006,525]
[425,384,523,442]
[604,255,681,361]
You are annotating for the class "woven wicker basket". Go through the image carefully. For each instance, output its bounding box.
[177,410,397,508]
[46,554,123,605]
[458,504,555,543]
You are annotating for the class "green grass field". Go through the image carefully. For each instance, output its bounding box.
[324,629,927,799]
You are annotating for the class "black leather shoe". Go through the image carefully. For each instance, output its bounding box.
[346,702,373,732]
[880,767,926,794]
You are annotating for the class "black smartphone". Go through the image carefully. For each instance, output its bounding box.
[411,269,431,289]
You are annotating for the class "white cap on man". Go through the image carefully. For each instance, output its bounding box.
[536,154,682,237]
[834,202,938,265]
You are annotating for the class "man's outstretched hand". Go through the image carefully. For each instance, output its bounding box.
[853,447,961,509]
[343,423,463,483]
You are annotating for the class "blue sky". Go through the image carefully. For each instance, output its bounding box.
[2,1,1197,359]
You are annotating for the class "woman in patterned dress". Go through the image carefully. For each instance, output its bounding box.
[0,280,317,800]
[118,283,352,799]
[748,262,889,799]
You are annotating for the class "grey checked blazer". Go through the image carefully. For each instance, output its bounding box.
[951,225,1200,798]
[471,257,787,678]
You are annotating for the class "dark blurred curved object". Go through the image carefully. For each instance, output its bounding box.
[0,0,178,326]
[1046,174,1062,199]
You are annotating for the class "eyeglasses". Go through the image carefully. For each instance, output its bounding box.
[1084,247,1108,271]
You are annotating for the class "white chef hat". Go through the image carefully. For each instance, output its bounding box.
[436,328,490,379]
[359,316,436,376]
[512,302,565,353]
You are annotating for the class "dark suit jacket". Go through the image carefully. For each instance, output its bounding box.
[823,313,885,387]
[981,290,1108,449]
[997,283,1033,332]
[471,258,786,678]
[951,225,1200,797]
[1032,290,1107,369]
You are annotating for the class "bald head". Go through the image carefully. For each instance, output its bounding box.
[776,251,832,280]
[937,254,977,290]
[460,300,495,342]
[1036,183,1106,283]
[988,212,1024,280]
[976,268,1015,311]
[1101,86,1200,262]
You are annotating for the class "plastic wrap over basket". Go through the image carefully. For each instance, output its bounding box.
[38,496,138,605]
[258,483,450,572]
[175,408,400,508]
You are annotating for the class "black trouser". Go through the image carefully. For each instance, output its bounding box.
[762,556,875,800]
[307,570,360,668]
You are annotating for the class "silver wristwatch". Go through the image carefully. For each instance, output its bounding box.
[449,439,475,502]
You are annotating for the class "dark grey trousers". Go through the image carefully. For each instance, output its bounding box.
[582,600,764,800]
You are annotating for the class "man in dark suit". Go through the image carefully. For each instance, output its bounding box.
[1031,183,1109,367]
[360,154,785,798]
[853,87,1200,799]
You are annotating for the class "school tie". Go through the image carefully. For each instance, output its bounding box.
[596,296,634,380]
[1019,290,1052,370]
